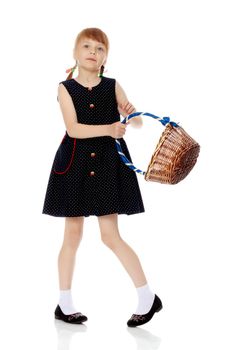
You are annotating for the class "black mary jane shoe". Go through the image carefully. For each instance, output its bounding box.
[127,294,163,327]
[54,305,88,324]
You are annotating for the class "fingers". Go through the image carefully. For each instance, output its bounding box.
[120,101,135,115]
[114,121,127,138]
[117,121,127,128]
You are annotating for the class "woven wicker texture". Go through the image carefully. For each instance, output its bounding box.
[144,124,200,184]
[115,112,200,185]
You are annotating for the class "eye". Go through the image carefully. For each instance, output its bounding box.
[98,47,104,51]
[84,44,89,48]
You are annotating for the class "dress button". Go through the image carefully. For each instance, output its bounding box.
[91,152,96,157]
[90,171,95,176]
[90,103,95,108]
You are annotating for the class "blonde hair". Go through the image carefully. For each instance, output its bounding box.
[66,27,109,80]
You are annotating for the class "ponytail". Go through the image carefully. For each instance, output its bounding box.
[98,65,105,77]
[65,63,77,80]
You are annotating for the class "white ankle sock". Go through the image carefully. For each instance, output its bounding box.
[135,283,155,315]
[58,289,78,315]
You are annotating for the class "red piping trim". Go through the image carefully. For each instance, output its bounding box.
[53,138,76,175]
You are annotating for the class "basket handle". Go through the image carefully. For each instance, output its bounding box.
[115,112,179,176]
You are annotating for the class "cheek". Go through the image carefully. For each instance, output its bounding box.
[79,52,87,61]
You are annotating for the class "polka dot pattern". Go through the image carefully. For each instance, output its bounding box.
[42,77,145,217]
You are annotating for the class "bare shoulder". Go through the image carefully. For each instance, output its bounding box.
[115,80,126,93]
[57,82,72,102]
[115,80,128,103]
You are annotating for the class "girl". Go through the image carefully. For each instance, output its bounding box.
[42,27,162,327]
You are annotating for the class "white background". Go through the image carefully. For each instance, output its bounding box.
[0,0,232,349]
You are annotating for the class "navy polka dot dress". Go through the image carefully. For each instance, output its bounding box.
[42,76,145,217]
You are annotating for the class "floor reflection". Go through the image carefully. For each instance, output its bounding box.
[54,319,161,350]
[54,319,87,350]
[127,327,161,350]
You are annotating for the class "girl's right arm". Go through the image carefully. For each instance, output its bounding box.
[58,83,114,139]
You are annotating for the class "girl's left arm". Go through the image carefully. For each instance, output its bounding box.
[115,80,143,128]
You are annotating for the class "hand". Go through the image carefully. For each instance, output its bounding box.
[118,101,136,117]
[108,121,128,139]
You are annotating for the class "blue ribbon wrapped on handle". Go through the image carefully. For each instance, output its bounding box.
[115,111,200,184]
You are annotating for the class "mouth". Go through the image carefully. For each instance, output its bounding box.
[86,58,96,62]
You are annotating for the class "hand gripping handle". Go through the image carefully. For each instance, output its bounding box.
[115,112,179,175]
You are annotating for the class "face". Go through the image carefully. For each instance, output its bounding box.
[74,38,107,72]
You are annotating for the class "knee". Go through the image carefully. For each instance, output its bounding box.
[63,218,84,251]
[63,230,83,252]
[101,231,121,250]
[62,231,82,252]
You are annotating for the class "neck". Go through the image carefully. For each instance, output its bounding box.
[76,68,100,83]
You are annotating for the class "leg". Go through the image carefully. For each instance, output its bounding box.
[58,216,84,289]
[97,213,147,287]
[55,216,88,320]
[97,213,162,326]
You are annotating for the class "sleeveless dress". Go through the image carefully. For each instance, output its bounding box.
[42,76,145,217]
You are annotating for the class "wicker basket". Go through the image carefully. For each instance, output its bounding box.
[115,112,200,185]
